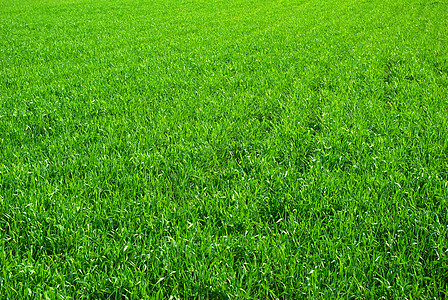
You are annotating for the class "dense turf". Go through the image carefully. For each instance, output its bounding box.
[1,0,448,298]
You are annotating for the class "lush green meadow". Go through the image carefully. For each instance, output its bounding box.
[1,0,448,298]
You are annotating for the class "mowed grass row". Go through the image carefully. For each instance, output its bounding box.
[1,0,448,298]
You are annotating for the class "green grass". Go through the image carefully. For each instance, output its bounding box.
[1,0,448,298]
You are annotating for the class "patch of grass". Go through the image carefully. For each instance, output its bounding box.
[1,0,448,298]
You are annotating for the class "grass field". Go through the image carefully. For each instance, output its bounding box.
[1,0,448,298]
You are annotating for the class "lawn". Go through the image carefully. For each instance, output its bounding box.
[1,0,448,298]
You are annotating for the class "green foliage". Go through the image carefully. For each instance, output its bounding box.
[1,0,447,298]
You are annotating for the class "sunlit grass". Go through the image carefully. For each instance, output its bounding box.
[1,0,448,298]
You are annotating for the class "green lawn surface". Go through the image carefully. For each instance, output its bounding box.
[1,0,448,298]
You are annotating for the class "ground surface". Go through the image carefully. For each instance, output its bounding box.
[1,0,448,298]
